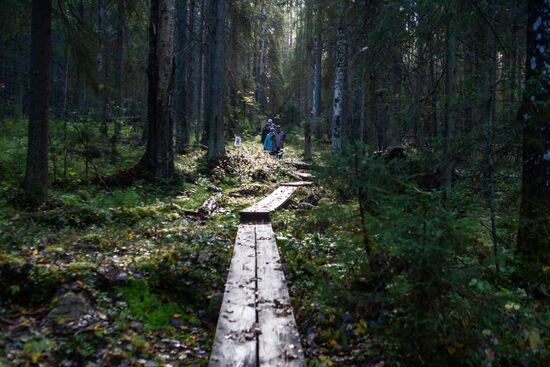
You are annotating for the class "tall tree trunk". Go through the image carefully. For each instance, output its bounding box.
[312,0,322,142]
[24,0,53,202]
[0,32,4,129]
[190,0,202,144]
[175,0,189,153]
[14,42,23,122]
[114,7,125,142]
[389,47,402,147]
[97,0,108,137]
[62,46,69,120]
[187,0,198,144]
[331,23,346,151]
[485,38,499,272]
[428,39,438,141]
[304,0,313,161]
[205,0,225,162]
[365,0,379,151]
[139,0,176,178]
[197,0,206,144]
[415,14,426,147]
[517,0,550,264]
[200,0,210,147]
[443,0,457,193]
[351,54,365,145]
[76,0,86,115]
[256,6,267,113]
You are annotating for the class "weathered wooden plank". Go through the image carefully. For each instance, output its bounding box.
[255,224,305,366]
[240,186,297,222]
[280,181,313,187]
[209,224,258,367]
[282,160,312,170]
[294,172,313,179]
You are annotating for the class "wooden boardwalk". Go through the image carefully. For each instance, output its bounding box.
[210,184,307,366]
[240,186,297,222]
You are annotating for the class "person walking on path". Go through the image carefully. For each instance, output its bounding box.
[271,125,285,159]
[263,127,274,152]
[261,121,271,144]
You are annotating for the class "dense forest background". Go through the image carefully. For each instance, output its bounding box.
[1,0,549,365]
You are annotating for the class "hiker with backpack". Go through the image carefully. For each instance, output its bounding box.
[271,125,285,159]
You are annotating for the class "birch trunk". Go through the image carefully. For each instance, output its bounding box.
[331,24,346,151]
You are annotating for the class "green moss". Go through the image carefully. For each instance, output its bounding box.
[173,184,211,211]
[117,279,186,330]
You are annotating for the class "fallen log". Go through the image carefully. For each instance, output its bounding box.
[198,193,223,217]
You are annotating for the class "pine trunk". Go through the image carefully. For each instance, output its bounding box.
[517,0,550,263]
[23,0,53,202]
[205,0,225,162]
[175,0,189,153]
[304,0,313,161]
[139,0,176,178]
[443,0,457,193]
[0,32,4,129]
[97,0,108,137]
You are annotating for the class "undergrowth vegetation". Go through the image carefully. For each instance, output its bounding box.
[2,119,548,366]
[0,120,301,366]
[273,144,549,366]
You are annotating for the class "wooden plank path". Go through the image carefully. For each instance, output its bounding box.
[210,184,308,366]
[240,186,297,222]
[256,224,304,365]
[209,225,258,366]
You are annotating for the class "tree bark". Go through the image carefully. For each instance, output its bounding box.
[114,6,126,142]
[139,0,176,178]
[97,0,108,137]
[443,0,457,193]
[304,0,313,161]
[190,0,202,144]
[187,0,198,144]
[331,23,346,151]
[23,0,53,202]
[389,50,402,147]
[0,32,4,129]
[205,0,225,162]
[312,0,322,142]
[175,0,189,153]
[517,0,550,263]
[256,6,267,113]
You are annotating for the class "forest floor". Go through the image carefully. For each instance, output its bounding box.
[0,126,381,366]
[2,122,549,366]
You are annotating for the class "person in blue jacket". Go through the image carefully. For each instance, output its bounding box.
[263,128,274,152]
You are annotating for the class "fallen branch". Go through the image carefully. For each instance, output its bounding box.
[198,193,223,217]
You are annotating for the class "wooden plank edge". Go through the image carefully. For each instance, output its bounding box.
[280,181,313,187]
[209,225,258,367]
[255,224,305,366]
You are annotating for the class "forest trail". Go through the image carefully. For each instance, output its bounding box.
[209,177,312,366]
